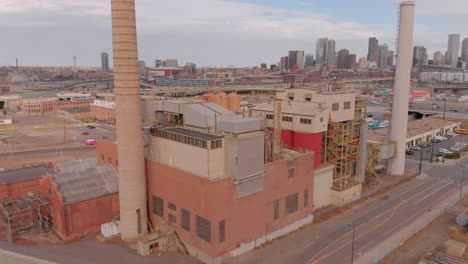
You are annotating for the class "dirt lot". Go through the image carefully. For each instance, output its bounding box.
[379,196,468,264]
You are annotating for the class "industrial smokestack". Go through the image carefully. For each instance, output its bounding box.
[111,0,147,241]
[388,1,415,176]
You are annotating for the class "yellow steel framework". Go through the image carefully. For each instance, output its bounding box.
[326,96,366,191]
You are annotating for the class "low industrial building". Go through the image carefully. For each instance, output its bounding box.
[0,159,119,242]
[90,99,116,124]
[57,107,92,121]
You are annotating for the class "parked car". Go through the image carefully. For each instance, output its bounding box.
[450,109,459,112]
[410,146,421,151]
[439,148,453,155]
[87,125,96,129]
[447,131,457,137]
[433,136,447,141]
[431,138,442,143]
[84,139,96,145]
[418,143,431,148]
[455,128,468,135]
[450,146,461,152]
[406,149,415,155]
[81,132,89,135]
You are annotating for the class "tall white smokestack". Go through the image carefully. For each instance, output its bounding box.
[388,1,415,176]
[111,0,147,241]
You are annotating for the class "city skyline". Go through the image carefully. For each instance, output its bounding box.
[0,0,467,67]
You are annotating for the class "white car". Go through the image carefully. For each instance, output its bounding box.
[434,136,447,141]
[439,148,453,155]
[447,131,457,137]
[450,146,461,152]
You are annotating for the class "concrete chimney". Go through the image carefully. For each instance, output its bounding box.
[388,1,415,176]
[111,0,147,241]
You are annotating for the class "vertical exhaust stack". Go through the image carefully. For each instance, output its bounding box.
[388,1,415,176]
[111,0,147,241]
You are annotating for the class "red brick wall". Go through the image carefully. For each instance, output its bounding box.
[96,140,118,170]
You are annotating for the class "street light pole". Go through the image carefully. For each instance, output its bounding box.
[348,223,355,264]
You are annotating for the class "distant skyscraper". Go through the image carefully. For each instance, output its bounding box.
[347,54,357,69]
[412,46,427,66]
[280,56,289,70]
[367,37,379,63]
[447,34,460,67]
[358,57,369,69]
[377,44,388,69]
[164,59,178,67]
[337,49,350,69]
[138,60,146,75]
[326,39,336,68]
[155,60,163,67]
[315,38,328,65]
[288,50,305,70]
[304,54,314,67]
[462,37,468,63]
[387,50,394,67]
[101,52,109,72]
[433,51,445,65]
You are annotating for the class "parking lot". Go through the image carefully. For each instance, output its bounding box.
[407,134,468,162]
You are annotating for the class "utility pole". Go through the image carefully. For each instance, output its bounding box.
[430,142,435,164]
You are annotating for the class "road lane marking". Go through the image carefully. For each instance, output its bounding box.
[308,180,444,264]
[413,182,452,205]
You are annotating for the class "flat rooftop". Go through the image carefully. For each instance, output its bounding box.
[368,118,460,142]
[162,127,223,141]
[0,165,54,184]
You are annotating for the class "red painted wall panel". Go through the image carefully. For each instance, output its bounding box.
[292,132,322,168]
[281,130,293,148]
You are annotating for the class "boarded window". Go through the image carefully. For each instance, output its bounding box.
[219,220,225,243]
[196,216,211,243]
[304,190,309,208]
[288,167,296,178]
[266,114,274,120]
[168,202,176,211]
[285,193,299,215]
[181,209,190,232]
[332,103,339,111]
[273,199,279,220]
[153,196,164,217]
[344,101,351,109]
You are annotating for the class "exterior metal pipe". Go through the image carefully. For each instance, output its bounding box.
[111,0,148,241]
[388,1,415,176]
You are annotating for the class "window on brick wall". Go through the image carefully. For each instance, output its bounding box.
[196,216,211,243]
[273,199,279,220]
[344,101,351,109]
[288,167,296,178]
[219,220,225,243]
[285,193,299,215]
[152,196,164,217]
[300,118,312,124]
[266,114,274,120]
[332,103,339,111]
[168,202,176,211]
[282,116,293,122]
[181,209,190,232]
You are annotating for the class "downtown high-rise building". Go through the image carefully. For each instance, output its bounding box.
[101,52,109,73]
[377,44,388,69]
[348,54,356,69]
[387,50,394,68]
[337,49,350,69]
[315,38,328,65]
[367,37,379,63]
[446,34,460,67]
[288,50,305,70]
[280,56,289,70]
[326,39,336,68]
[462,37,468,63]
[304,54,314,67]
[433,51,445,65]
[412,46,427,66]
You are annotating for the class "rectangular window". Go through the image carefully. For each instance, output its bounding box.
[196,216,211,243]
[288,167,296,178]
[181,209,190,232]
[332,103,339,111]
[219,220,225,243]
[344,101,351,109]
[304,190,309,208]
[152,195,164,217]
[168,202,176,211]
[108,157,112,164]
[282,116,293,122]
[285,193,299,215]
[273,199,279,220]
[320,117,324,122]
[300,118,312,125]
[266,114,274,120]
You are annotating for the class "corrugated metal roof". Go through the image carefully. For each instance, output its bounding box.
[54,159,118,204]
[200,103,235,116]
[0,165,53,184]
[21,92,57,99]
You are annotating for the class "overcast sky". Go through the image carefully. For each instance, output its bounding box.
[0,0,467,67]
